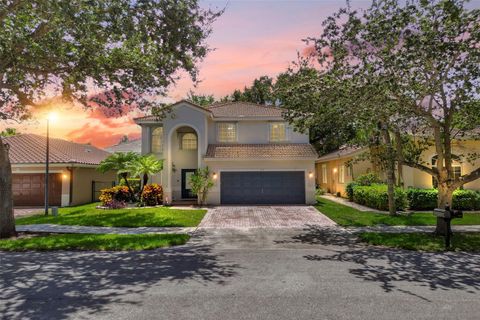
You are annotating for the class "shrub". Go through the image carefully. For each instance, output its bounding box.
[407,188,438,210]
[407,188,480,210]
[315,188,325,196]
[345,182,357,201]
[140,184,163,206]
[453,190,480,211]
[352,183,408,211]
[99,186,131,206]
[119,178,141,193]
[355,173,382,186]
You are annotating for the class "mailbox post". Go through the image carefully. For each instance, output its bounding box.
[433,205,463,249]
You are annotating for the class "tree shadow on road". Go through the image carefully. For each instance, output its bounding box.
[0,241,239,319]
[278,226,480,296]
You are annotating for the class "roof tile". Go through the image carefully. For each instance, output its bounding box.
[205,144,318,159]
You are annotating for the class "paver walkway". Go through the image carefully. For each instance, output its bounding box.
[16,224,195,235]
[320,194,386,213]
[198,206,337,229]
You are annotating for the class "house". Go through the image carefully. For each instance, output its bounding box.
[134,100,318,205]
[316,141,480,196]
[4,134,116,207]
[105,138,141,154]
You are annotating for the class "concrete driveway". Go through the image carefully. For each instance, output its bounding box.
[198,206,336,229]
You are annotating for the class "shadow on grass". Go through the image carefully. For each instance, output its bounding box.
[0,240,239,319]
[278,226,480,296]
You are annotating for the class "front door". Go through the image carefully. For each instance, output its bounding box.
[181,169,197,199]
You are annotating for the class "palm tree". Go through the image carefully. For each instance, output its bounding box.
[97,152,139,200]
[128,154,163,194]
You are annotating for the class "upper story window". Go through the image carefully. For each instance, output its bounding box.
[151,127,163,154]
[270,122,288,142]
[181,133,197,150]
[217,122,237,142]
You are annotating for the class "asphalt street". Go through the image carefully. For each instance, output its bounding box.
[1,227,479,320]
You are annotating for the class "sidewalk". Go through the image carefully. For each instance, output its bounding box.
[16,224,196,235]
[320,194,386,213]
[347,225,480,233]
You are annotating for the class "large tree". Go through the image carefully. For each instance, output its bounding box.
[282,0,480,213]
[0,0,221,238]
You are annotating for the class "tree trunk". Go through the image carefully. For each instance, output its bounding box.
[380,123,397,216]
[0,136,16,238]
[122,174,135,202]
[437,182,454,209]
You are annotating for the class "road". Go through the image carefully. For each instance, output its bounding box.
[1,227,479,320]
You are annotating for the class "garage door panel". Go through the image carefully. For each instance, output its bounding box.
[221,171,305,205]
[12,173,62,207]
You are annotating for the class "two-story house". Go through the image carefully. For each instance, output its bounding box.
[134,100,318,205]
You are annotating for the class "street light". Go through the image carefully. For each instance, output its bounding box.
[45,112,57,215]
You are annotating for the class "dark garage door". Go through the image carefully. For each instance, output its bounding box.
[220,171,305,204]
[12,173,62,207]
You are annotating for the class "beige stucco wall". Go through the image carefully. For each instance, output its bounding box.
[71,167,116,206]
[170,127,198,200]
[316,140,480,195]
[204,159,316,205]
[11,164,116,207]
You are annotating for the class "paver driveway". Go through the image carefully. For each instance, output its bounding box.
[198,206,336,229]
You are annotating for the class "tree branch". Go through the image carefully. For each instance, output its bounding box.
[403,160,438,177]
[459,167,480,185]
[0,0,24,23]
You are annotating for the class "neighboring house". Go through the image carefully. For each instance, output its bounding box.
[134,100,318,205]
[4,134,116,207]
[105,138,141,154]
[316,142,480,196]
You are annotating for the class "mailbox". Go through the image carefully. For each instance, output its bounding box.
[433,208,450,219]
[433,207,463,249]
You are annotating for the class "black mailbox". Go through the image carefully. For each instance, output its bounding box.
[433,208,451,219]
[433,206,463,249]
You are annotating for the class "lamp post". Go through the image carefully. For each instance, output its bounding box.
[44,112,57,216]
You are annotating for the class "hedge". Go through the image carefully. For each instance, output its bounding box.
[407,188,480,211]
[352,184,408,211]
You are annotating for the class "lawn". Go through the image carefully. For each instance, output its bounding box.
[316,197,480,227]
[359,232,480,252]
[16,203,207,228]
[0,233,190,251]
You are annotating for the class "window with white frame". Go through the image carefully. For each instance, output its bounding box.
[181,133,197,150]
[270,122,287,142]
[151,127,163,154]
[217,122,237,142]
[322,164,327,184]
[339,165,345,183]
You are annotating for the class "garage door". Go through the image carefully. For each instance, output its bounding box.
[220,171,305,204]
[12,173,62,207]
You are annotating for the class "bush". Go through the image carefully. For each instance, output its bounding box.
[355,173,382,186]
[99,186,131,206]
[104,199,127,209]
[407,188,438,210]
[407,188,480,211]
[140,184,163,206]
[119,178,141,193]
[352,183,408,211]
[345,182,357,201]
[316,188,325,196]
[453,190,480,211]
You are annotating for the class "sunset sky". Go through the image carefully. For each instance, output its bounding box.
[2,0,479,148]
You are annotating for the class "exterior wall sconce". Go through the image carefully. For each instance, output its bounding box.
[212,172,218,180]
[333,167,338,173]
[308,172,314,179]
[62,173,68,179]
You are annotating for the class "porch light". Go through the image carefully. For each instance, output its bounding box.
[212,172,217,180]
[333,167,338,173]
[308,172,314,179]
[62,173,68,179]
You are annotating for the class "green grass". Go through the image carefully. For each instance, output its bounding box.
[0,233,190,251]
[16,203,206,228]
[359,232,480,252]
[316,197,480,227]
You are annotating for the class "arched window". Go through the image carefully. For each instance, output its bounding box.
[431,155,462,188]
[151,127,163,154]
[181,133,197,150]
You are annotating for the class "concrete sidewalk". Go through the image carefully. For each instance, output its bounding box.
[16,224,196,235]
[347,225,480,233]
